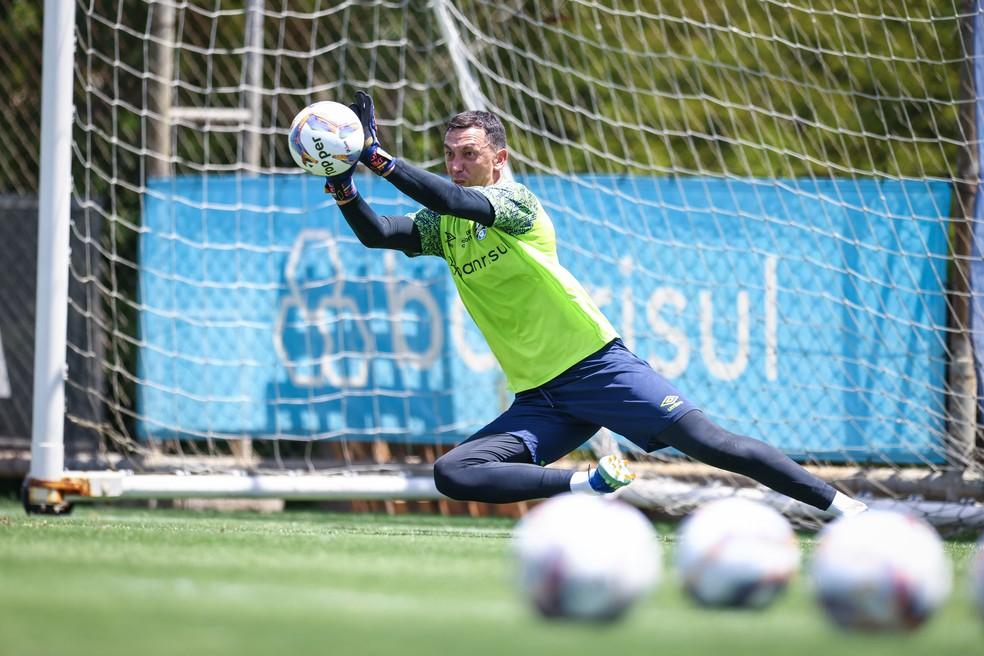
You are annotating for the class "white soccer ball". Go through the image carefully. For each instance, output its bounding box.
[810,509,951,631]
[970,533,984,620]
[511,494,661,621]
[675,497,800,608]
[287,100,364,176]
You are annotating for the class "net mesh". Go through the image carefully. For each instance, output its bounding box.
[38,0,984,524]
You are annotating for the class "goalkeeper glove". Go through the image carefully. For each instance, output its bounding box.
[324,167,358,204]
[351,91,396,176]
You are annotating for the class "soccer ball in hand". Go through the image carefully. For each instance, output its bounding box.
[511,494,661,622]
[675,497,800,609]
[288,101,364,176]
[810,509,951,631]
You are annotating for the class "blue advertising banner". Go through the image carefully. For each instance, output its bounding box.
[138,174,950,462]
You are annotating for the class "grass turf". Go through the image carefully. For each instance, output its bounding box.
[0,499,979,656]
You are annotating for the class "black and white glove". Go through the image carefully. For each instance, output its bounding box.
[351,91,396,177]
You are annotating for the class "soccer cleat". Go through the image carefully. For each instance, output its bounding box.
[588,455,636,493]
[839,500,869,517]
[827,490,869,518]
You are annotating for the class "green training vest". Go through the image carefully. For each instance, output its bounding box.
[411,182,619,392]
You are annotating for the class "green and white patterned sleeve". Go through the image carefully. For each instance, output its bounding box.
[477,182,539,236]
[406,207,444,258]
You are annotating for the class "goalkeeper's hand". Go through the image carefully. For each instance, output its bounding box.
[324,166,358,204]
[351,91,396,177]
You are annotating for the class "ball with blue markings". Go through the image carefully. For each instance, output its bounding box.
[288,100,363,177]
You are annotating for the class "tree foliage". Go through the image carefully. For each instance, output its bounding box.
[0,0,968,192]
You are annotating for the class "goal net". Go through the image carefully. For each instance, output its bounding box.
[27,0,984,527]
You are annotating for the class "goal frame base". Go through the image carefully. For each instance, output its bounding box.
[21,470,443,508]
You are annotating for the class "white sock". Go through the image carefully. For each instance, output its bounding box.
[827,490,868,517]
[569,470,598,494]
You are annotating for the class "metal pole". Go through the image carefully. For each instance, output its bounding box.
[30,0,77,482]
[433,0,513,183]
[944,0,980,469]
[149,2,175,178]
[243,0,265,169]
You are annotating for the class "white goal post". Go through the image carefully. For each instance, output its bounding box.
[24,0,984,529]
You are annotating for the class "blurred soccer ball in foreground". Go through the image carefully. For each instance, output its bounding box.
[511,494,661,621]
[288,100,363,176]
[810,509,951,631]
[675,497,800,609]
[972,533,984,620]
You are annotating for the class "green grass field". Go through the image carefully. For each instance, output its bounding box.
[0,498,979,656]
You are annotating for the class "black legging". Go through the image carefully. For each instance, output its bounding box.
[433,433,573,503]
[432,410,837,509]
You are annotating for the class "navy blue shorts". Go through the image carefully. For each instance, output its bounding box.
[468,339,698,466]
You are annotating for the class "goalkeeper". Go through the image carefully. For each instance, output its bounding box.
[326,91,867,517]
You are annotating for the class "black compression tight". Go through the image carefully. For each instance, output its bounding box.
[656,410,836,510]
[433,434,572,503]
[432,411,837,510]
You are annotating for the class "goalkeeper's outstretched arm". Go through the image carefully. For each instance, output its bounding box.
[384,160,494,227]
[326,162,493,251]
[329,166,493,251]
[335,197,422,252]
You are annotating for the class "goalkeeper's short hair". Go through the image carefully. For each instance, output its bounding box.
[446,111,507,150]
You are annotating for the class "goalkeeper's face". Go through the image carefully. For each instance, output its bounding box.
[444,127,508,187]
